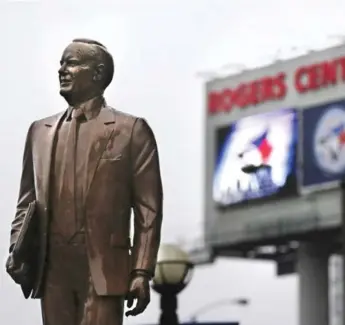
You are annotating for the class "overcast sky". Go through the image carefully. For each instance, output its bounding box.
[1,1,345,325]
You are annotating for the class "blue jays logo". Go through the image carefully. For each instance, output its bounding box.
[313,107,345,175]
[239,129,273,173]
[213,109,297,206]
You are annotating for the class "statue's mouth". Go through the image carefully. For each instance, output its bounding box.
[60,81,72,88]
[60,76,72,86]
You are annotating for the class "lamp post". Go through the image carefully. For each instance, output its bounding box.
[152,244,194,325]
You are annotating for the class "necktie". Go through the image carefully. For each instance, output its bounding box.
[60,108,84,239]
[72,107,85,120]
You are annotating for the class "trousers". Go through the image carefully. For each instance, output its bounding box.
[41,236,124,325]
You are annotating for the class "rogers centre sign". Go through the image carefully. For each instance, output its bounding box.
[208,55,345,115]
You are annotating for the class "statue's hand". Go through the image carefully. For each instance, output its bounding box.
[5,253,30,285]
[125,273,150,317]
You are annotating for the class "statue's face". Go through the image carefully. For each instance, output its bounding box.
[58,42,99,102]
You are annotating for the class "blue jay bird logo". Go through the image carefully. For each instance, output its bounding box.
[313,106,345,175]
[213,108,297,206]
[318,123,345,161]
[238,129,273,173]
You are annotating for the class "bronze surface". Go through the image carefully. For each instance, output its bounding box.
[6,38,163,324]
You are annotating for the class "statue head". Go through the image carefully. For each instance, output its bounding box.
[58,38,114,105]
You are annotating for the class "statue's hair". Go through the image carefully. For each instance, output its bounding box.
[72,38,114,90]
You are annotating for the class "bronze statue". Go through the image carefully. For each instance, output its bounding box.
[6,38,163,325]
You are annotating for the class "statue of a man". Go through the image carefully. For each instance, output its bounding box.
[6,38,163,325]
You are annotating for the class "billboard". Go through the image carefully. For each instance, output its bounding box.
[302,99,345,188]
[204,44,345,250]
[213,109,298,207]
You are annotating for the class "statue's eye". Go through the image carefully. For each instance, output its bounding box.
[67,59,79,67]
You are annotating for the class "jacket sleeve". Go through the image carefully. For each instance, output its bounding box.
[130,118,163,277]
[9,122,36,252]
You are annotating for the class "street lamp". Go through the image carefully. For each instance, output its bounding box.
[152,244,194,325]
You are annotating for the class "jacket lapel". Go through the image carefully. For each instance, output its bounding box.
[85,106,117,197]
[42,112,65,209]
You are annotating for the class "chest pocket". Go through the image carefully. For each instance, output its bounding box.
[100,153,123,162]
[98,152,129,182]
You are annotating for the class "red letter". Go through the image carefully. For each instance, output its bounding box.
[337,57,345,81]
[234,84,248,109]
[207,92,219,114]
[308,64,319,90]
[261,77,274,102]
[321,60,337,86]
[295,66,308,93]
[247,80,261,106]
[274,72,287,99]
[220,89,233,112]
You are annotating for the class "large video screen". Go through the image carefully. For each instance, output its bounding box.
[213,108,298,207]
[302,99,345,188]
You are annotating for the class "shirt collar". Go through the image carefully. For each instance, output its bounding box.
[66,95,106,121]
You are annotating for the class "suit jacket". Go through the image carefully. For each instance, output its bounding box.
[9,105,163,298]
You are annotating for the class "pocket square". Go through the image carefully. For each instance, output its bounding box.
[101,154,122,161]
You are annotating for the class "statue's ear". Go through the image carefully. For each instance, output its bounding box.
[94,63,105,82]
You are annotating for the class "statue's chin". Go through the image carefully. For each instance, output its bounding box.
[59,88,70,96]
[59,88,74,103]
